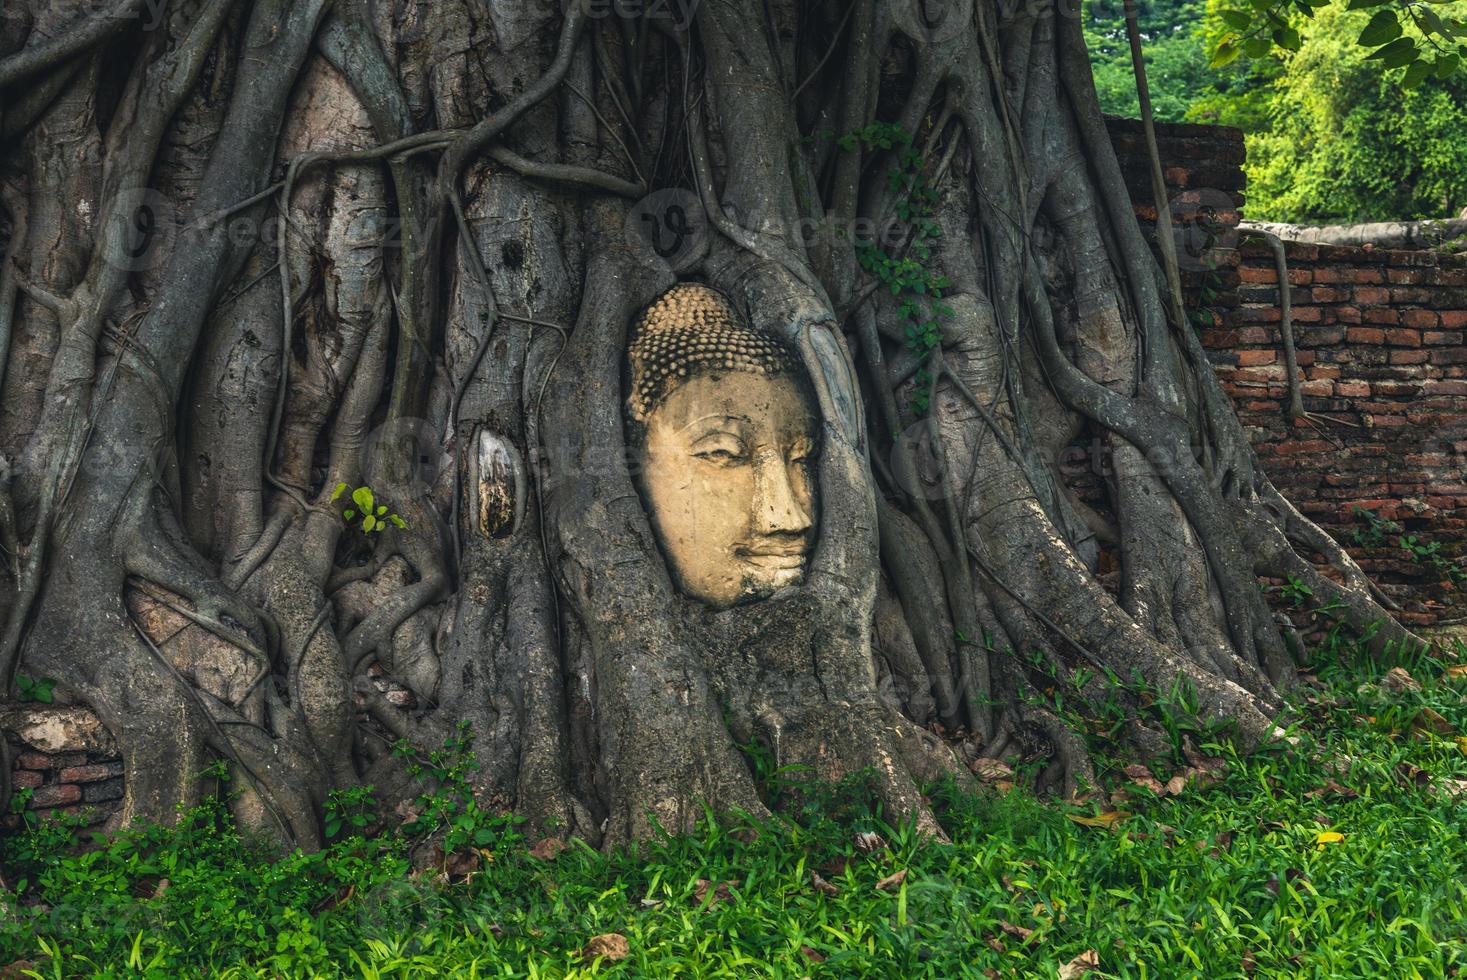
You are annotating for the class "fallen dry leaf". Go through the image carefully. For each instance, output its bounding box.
[1058,949,1099,979]
[1265,869,1309,895]
[810,871,839,896]
[1411,707,1455,737]
[799,944,826,963]
[1381,666,1422,694]
[1183,739,1227,774]
[1444,664,1467,682]
[692,878,739,908]
[854,830,888,853]
[1396,761,1432,788]
[1068,810,1130,830]
[999,920,1035,943]
[529,837,566,861]
[1305,779,1359,800]
[1124,764,1165,795]
[1313,831,1344,849]
[441,847,482,881]
[875,868,909,891]
[581,933,630,962]
[971,757,1015,781]
[1438,777,1467,799]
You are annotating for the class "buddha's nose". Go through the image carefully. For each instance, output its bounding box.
[753,452,813,537]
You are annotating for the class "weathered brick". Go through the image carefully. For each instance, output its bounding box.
[30,783,82,808]
[1275,439,1335,455]
[1426,380,1467,396]
[1373,381,1424,397]
[1387,268,1440,285]
[59,762,124,784]
[1400,310,1439,330]
[1346,328,1386,344]
[1385,328,1424,347]
[1236,349,1276,366]
[1387,250,1439,267]
[1335,381,1371,397]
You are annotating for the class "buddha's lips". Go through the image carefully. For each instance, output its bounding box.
[738,543,809,570]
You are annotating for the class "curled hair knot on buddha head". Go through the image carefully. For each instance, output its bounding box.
[626,282,802,424]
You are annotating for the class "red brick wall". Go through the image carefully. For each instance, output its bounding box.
[1104,117,1246,322]
[1105,116,1467,626]
[1218,243,1467,624]
[3,705,123,831]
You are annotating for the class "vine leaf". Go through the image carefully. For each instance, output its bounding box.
[352,486,375,515]
[1357,10,1402,47]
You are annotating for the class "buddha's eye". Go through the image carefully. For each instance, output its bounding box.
[693,443,747,464]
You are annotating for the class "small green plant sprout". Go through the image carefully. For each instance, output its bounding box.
[15,674,56,704]
[1351,506,1400,549]
[1276,575,1314,608]
[323,785,379,840]
[331,483,407,534]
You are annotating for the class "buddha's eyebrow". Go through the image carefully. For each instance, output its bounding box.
[678,413,752,433]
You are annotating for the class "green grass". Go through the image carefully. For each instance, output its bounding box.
[2,641,1465,978]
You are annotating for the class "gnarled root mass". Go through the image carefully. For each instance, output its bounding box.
[0,0,1424,846]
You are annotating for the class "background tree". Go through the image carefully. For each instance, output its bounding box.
[0,0,1430,848]
[1087,0,1467,222]
[1087,0,1221,119]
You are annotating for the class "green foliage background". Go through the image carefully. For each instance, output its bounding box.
[1085,0,1467,223]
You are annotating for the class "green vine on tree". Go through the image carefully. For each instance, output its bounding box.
[330,483,407,534]
[1186,211,1228,330]
[843,122,954,416]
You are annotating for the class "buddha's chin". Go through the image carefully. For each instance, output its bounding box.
[738,560,807,599]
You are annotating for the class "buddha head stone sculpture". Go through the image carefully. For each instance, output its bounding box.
[627,283,820,609]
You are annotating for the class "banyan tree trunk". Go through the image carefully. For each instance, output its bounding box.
[0,0,1423,847]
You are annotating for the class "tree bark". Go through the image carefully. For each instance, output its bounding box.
[0,0,1423,846]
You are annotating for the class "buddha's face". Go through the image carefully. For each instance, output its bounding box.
[636,370,819,609]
